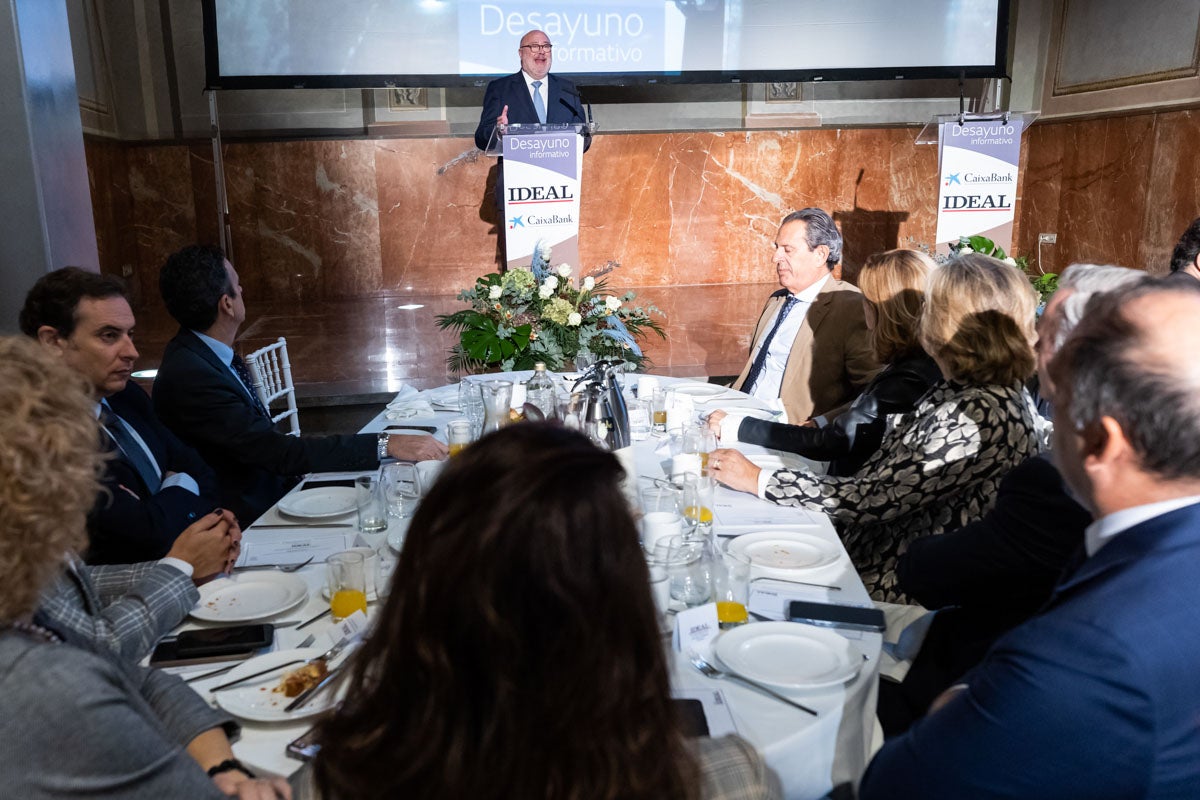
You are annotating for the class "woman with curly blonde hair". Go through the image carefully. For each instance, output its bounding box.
[709,249,941,476]
[0,336,289,799]
[711,254,1041,602]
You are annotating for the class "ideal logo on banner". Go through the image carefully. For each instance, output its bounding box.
[507,185,575,202]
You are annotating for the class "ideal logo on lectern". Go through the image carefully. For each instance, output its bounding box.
[507,185,575,202]
[941,194,1012,211]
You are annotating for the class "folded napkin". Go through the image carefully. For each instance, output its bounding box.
[385,383,435,419]
[422,384,462,411]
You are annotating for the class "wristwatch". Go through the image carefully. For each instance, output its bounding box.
[207,758,255,779]
[377,433,390,461]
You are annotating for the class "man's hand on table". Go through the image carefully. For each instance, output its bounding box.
[166,510,241,580]
[386,433,448,462]
[708,448,762,495]
[212,771,292,799]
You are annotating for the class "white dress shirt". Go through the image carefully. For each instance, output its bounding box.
[748,275,829,405]
[1084,495,1200,556]
[521,70,547,119]
[193,330,257,400]
[94,402,199,496]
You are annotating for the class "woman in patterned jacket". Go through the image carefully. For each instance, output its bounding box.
[710,254,1041,602]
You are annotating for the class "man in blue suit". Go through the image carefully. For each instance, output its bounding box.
[18,268,222,564]
[474,29,591,217]
[861,279,1200,798]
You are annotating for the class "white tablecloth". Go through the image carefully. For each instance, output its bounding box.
[185,373,880,799]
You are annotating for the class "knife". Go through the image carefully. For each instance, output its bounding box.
[248,524,355,530]
[284,664,346,712]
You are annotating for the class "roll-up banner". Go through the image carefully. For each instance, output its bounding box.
[502,129,583,270]
[935,119,1023,256]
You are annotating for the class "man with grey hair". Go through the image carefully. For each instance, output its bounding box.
[731,208,878,423]
[879,263,1148,735]
[863,278,1200,797]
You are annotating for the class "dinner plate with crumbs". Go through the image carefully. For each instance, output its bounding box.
[191,572,309,623]
[277,487,357,520]
[727,531,841,579]
[213,648,342,723]
[715,622,863,691]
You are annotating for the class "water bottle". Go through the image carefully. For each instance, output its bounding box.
[526,362,556,419]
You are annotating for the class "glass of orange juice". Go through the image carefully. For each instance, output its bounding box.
[672,472,716,534]
[714,548,751,628]
[447,420,471,457]
[327,551,368,621]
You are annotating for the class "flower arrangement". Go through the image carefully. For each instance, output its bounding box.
[947,234,1028,271]
[435,242,666,373]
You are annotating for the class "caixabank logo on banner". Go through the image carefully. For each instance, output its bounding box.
[509,212,576,229]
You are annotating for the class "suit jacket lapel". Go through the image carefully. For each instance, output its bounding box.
[512,72,538,123]
[176,329,260,408]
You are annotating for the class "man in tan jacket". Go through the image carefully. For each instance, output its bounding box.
[732,208,879,423]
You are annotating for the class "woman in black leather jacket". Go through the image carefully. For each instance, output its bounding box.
[708,249,941,476]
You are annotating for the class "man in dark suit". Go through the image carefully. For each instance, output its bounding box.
[879,263,1146,735]
[730,208,878,423]
[861,279,1200,798]
[474,29,591,216]
[18,268,222,564]
[152,245,446,525]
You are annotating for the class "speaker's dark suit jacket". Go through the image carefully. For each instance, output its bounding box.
[152,329,378,525]
[864,501,1200,798]
[89,382,218,565]
[474,71,590,152]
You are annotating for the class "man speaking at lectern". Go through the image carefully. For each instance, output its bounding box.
[475,29,591,215]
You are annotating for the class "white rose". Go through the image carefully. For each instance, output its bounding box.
[537,242,553,261]
[543,275,559,291]
[538,285,554,299]
[557,263,572,278]
[959,246,974,254]
[1002,257,1017,266]
[582,276,595,291]
[605,296,622,312]
[567,312,582,327]
[488,285,503,300]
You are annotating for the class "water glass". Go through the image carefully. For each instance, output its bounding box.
[648,565,671,624]
[713,548,752,627]
[355,475,388,533]
[651,388,668,433]
[640,484,684,554]
[671,472,716,534]
[381,463,421,519]
[682,424,718,475]
[327,551,367,621]
[652,535,710,607]
[628,398,652,441]
[459,379,484,438]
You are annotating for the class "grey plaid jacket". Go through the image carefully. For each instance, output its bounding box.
[37,556,198,661]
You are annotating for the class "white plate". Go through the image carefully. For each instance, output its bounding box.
[277,487,358,520]
[386,517,410,553]
[191,572,309,623]
[672,382,727,399]
[213,648,342,723]
[715,622,862,690]
[424,385,462,410]
[727,531,841,576]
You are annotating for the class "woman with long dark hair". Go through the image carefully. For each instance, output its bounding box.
[708,249,940,476]
[313,424,779,800]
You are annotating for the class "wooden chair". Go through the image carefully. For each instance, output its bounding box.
[244,337,300,436]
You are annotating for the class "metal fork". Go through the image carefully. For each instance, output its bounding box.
[235,556,314,573]
[688,651,818,716]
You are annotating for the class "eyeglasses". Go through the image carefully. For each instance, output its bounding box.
[520,43,553,53]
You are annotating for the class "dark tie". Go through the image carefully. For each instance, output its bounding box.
[743,295,801,394]
[531,80,547,124]
[99,406,161,494]
[231,353,271,419]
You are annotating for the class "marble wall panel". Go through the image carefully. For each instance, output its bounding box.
[84,137,136,288]
[1142,109,1200,272]
[124,144,197,300]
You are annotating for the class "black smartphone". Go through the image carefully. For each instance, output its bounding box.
[674,698,710,738]
[149,624,274,667]
[300,478,356,490]
[787,601,886,633]
[286,727,321,761]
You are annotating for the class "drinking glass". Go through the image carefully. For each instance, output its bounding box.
[327,551,368,621]
[648,565,671,627]
[628,398,652,441]
[652,535,710,607]
[713,548,752,627]
[355,475,388,533]
[672,472,716,534]
[479,379,513,436]
[381,463,421,520]
[640,483,684,554]
[459,379,484,438]
[447,419,471,457]
[651,388,668,433]
[681,424,718,475]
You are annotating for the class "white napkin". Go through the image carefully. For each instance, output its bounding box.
[386,383,435,419]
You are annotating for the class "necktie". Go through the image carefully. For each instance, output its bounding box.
[743,295,801,395]
[100,406,162,494]
[531,80,547,124]
[231,353,271,419]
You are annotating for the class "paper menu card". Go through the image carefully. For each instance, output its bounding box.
[235,530,356,568]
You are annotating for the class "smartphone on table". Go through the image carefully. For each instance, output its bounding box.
[149,624,274,667]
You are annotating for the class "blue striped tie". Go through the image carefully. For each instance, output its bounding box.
[743,295,800,394]
[531,80,547,124]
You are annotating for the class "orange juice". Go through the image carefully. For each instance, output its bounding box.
[683,505,713,525]
[330,589,367,620]
[448,441,467,457]
[717,601,748,625]
[699,452,709,472]
[652,410,667,426]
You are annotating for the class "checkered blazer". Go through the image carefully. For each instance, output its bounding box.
[37,556,198,662]
[693,735,783,800]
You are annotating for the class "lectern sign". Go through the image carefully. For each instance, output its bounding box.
[934,120,1023,256]
[503,127,583,270]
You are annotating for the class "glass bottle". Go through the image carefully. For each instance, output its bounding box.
[526,362,556,419]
